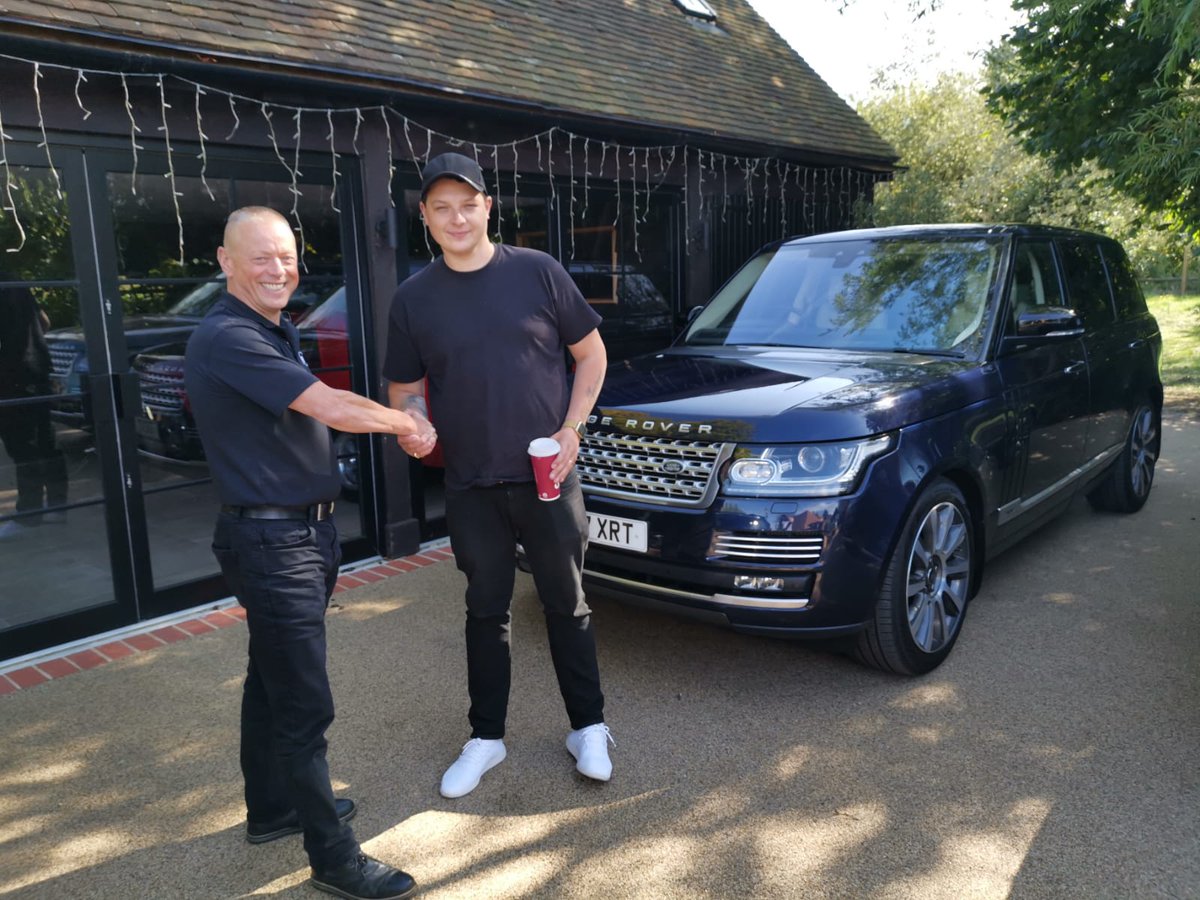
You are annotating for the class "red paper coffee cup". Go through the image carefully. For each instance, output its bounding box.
[528,437,561,501]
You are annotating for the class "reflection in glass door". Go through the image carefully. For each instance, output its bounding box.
[0,157,125,647]
[1,142,369,661]
[98,164,355,605]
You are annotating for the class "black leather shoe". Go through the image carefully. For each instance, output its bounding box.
[310,853,417,900]
[246,797,357,844]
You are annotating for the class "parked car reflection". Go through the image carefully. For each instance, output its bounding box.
[45,276,334,430]
[131,283,377,500]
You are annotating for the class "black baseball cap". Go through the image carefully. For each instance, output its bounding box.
[420,152,487,198]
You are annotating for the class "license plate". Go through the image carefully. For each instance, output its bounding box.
[587,513,648,553]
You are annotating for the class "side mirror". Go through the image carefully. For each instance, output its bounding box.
[1014,306,1084,339]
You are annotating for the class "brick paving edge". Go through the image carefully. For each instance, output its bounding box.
[0,544,453,697]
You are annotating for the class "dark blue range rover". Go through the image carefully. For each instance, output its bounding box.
[577,224,1162,675]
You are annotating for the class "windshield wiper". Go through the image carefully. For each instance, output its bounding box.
[884,347,967,358]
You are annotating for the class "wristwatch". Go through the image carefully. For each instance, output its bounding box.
[564,419,588,438]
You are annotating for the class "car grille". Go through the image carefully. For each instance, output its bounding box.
[711,531,824,564]
[578,429,732,508]
[138,371,186,414]
[48,343,80,379]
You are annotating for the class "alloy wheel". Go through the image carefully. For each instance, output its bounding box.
[905,501,970,654]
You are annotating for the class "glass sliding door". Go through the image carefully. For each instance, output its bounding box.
[1,139,373,661]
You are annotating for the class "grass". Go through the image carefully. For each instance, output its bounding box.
[1147,293,1200,411]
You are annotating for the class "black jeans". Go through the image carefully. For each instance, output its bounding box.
[212,513,357,870]
[446,473,604,739]
[0,398,67,515]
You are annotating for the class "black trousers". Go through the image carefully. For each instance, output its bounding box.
[212,513,357,870]
[445,473,605,739]
[0,400,67,515]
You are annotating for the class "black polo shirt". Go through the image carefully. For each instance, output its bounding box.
[184,293,339,507]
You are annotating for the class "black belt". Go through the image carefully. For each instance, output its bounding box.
[221,502,335,522]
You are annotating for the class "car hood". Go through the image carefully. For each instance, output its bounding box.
[47,315,201,346]
[593,346,996,443]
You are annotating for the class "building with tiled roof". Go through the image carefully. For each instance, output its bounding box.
[0,0,896,663]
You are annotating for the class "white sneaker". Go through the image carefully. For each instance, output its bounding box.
[566,723,614,782]
[439,738,506,798]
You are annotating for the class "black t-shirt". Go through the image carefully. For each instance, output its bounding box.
[184,294,339,507]
[384,244,601,490]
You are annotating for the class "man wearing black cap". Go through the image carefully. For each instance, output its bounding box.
[186,206,432,900]
[384,153,614,799]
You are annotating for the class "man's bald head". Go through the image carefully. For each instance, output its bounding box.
[217,207,299,323]
[224,206,292,249]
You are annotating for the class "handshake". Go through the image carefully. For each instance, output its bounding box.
[397,410,438,459]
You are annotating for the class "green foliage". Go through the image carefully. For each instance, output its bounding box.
[857,73,1185,279]
[1147,292,1200,407]
[983,0,1200,236]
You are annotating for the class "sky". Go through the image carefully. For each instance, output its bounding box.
[746,0,1026,105]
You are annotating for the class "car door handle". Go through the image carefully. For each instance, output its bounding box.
[1127,339,1146,350]
[1063,362,1086,376]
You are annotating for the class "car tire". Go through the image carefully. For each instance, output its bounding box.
[333,431,360,502]
[1086,402,1159,514]
[855,478,974,676]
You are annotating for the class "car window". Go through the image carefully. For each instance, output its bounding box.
[685,237,1002,356]
[1058,239,1115,328]
[1100,241,1148,319]
[1005,240,1064,334]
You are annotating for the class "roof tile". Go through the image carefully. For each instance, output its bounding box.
[0,0,895,163]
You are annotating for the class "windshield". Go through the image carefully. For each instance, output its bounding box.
[168,279,226,316]
[684,237,1003,356]
[298,286,345,330]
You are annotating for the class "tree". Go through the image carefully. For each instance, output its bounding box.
[857,73,1183,278]
[983,0,1200,236]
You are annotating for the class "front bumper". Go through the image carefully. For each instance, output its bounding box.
[579,451,914,635]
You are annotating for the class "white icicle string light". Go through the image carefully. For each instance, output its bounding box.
[0,100,27,253]
[761,157,770,230]
[642,145,651,223]
[196,85,215,202]
[627,147,636,233]
[581,137,590,219]
[780,161,789,237]
[352,107,364,156]
[567,133,576,259]
[120,74,143,194]
[511,140,521,229]
[327,109,340,213]
[491,144,503,239]
[628,144,639,260]
[0,54,887,273]
[547,129,556,212]
[225,94,240,141]
[611,143,621,229]
[156,75,185,266]
[74,70,91,120]
[381,107,395,207]
[721,153,729,223]
[742,157,753,225]
[681,144,689,252]
[401,114,421,185]
[290,109,308,268]
[32,65,62,199]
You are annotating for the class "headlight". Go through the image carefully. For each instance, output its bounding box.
[722,434,894,497]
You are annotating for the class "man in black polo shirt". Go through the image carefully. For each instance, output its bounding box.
[185,207,430,900]
[384,153,613,800]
